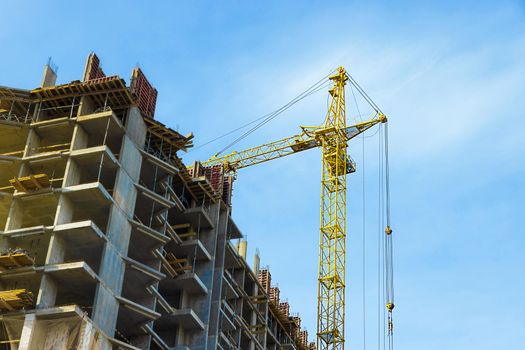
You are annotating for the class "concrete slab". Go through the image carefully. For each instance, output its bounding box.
[44,261,98,289]
[159,272,207,295]
[155,308,205,331]
[140,324,171,350]
[147,285,172,314]
[224,241,242,269]
[54,220,106,248]
[23,150,70,163]
[2,225,49,237]
[77,110,125,146]
[220,308,235,332]
[222,273,239,300]
[128,220,170,261]
[54,221,106,271]
[62,182,113,206]
[170,206,214,230]
[30,117,71,129]
[34,304,84,319]
[116,296,161,334]
[135,184,175,209]
[70,145,119,169]
[166,238,211,262]
[227,216,242,239]
[166,186,186,212]
[140,149,179,175]
[123,256,165,286]
[25,152,66,166]
[0,266,42,279]
[13,187,59,200]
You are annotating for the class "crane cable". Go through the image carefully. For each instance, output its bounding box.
[346,73,385,116]
[350,77,393,350]
[384,122,394,350]
[376,118,394,350]
[215,75,332,156]
[189,69,336,155]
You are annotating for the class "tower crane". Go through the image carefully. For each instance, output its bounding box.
[203,67,392,350]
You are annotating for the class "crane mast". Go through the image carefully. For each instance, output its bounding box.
[203,67,387,350]
[316,67,348,350]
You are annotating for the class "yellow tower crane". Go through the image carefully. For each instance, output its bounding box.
[203,67,389,350]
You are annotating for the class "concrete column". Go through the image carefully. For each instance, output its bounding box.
[76,319,94,350]
[91,284,120,335]
[77,316,112,350]
[77,97,94,116]
[71,125,89,151]
[205,204,230,350]
[35,168,76,309]
[35,274,58,309]
[44,234,66,264]
[23,130,40,157]
[40,65,57,88]
[54,195,74,225]
[17,314,36,350]
[4,199,22,231]
[91,108,146,337]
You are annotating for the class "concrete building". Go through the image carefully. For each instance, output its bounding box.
[0,54,313,350]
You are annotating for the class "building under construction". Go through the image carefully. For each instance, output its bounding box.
[0,54,314,350]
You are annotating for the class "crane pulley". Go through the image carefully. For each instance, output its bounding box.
[203,67,392,350]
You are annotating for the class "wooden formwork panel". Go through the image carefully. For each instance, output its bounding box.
[257,268,271,294]
[131,67,158,119]
[279,301,290,318]
[83,53,106,82]
[0,251,34,270]
[9,174,50,192]
[0,289,33,311]
[299,330,309,347]
[269,286,280,304]
[222,175,234,206]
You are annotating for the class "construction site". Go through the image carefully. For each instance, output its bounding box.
[0,53,393,350]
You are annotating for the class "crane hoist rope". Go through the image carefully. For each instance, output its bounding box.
[376,120,395,350]
[201,67,393,350]
[384,122,394,350]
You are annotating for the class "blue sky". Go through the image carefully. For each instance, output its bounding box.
[1,1,524,349]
